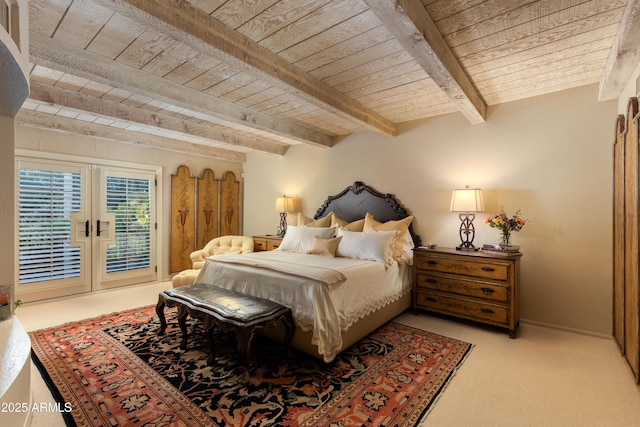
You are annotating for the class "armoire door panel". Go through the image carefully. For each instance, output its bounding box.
[613,113,625,352]
[615,97,640,384]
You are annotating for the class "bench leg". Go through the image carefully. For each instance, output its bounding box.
[204,318,216,366]
[156,295,167,336]
[235,326,254,382]
[281,311,295,358]
[178,306,189,350]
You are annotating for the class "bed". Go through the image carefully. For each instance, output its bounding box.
[194,181,422,362]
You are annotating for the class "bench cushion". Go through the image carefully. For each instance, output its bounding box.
[162,283,287,325]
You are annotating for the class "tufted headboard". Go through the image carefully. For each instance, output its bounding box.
[314,181,422,247]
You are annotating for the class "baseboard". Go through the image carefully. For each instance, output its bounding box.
[520,318,613,340]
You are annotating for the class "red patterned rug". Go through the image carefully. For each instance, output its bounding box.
[30,305,472,426]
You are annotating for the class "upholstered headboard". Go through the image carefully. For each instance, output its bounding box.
[314,181,422,247]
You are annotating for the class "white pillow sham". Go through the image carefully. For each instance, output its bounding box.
[335,227,400,267]
[277,225,335,253]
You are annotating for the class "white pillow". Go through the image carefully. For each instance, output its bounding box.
[335,227,400,266]
[402,232,415,264]
[277,225,335,253]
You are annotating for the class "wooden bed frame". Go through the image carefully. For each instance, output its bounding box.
[262,181,421,360]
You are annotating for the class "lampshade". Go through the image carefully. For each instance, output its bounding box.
[450,188,484,212]
[275,196,296,213]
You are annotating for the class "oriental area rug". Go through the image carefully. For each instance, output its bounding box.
[30,305,472,427]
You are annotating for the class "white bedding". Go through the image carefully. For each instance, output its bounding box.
[194,250,412,362]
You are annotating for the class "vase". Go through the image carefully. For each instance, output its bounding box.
[499,231,512,247]
[0,284,14,321]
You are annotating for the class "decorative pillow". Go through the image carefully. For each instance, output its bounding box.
[278,225,335,253]
[331,213,365,231]
[335,227,401,267]
[363,213,414,262]
[297,212,333,227]
[307,236,342,257]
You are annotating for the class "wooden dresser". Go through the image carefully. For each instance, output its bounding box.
[413,247,522,338]
[252,235,283,251]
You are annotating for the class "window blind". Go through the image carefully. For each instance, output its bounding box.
[105,176,151,273]
[18,169,82,284]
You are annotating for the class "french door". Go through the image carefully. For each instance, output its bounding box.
[15,158,158,302]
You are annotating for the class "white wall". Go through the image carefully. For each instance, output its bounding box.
[244,84,616,335]
[15,127,244,281]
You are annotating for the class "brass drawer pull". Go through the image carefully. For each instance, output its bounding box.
[481,267,495,272]
[481,308,494,314]
[426,260,437,265]
[426,297,437,302]
[481,287,495,295]
[426,278,437,284]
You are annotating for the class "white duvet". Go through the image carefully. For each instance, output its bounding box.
[194,250,411,362]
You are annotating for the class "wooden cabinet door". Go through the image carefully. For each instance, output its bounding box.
[614,97,640,384]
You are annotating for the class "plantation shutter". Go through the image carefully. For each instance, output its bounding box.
[18,168,82,283]
[105,175,151,273]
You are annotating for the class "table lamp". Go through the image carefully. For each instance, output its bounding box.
[275,195,295,236]
[450,186,483,251]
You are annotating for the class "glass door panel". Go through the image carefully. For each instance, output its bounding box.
[93,167,157,290]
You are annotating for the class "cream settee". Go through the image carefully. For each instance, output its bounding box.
[171,235,253,287]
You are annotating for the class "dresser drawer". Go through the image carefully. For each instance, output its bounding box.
[268,240,281,251]
[253,236,283,252]
[415,292,509,325]
[415,273,510,303]
[253,238,268,251]
[415,255,511,281]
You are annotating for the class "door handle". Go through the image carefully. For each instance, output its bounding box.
[85,220,90,237]
[97,220,101,237]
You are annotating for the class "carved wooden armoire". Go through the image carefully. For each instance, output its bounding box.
[613,97,640,384]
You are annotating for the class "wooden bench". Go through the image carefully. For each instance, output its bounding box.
[156,283,294,381]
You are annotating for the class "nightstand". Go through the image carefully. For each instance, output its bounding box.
[252,235,283,251]
[413,247,522,338]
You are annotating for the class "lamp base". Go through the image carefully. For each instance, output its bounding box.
[457,213,478,251]
[456,244,480,251]
[278,212,288,237]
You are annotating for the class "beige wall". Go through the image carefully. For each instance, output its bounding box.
[617,61,640,112]
[15,127,243,281]
[0,116,14,286]
[243,84,616,335]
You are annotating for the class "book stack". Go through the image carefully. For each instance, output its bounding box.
[482,243,521,254]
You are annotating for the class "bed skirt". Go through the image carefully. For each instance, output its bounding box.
[259,292,412,361]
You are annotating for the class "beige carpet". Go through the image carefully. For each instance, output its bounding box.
[18,281,640,426]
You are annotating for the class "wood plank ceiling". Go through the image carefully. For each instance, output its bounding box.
[16,0,638,162]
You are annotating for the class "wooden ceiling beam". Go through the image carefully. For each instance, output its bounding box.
[16,109,247,162]
[90,0,397,137]
[599,0,640,101]
[27,81,288,156]
[364,0,486,124]
[29,32,331,148]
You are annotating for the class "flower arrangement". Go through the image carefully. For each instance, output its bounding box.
[485,208,527,246]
